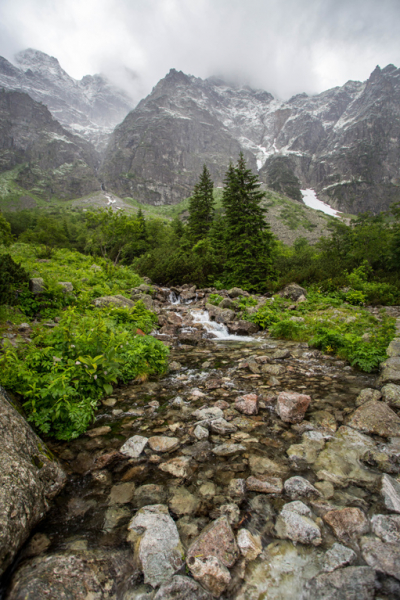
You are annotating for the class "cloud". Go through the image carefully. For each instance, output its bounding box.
[0,0,399,102]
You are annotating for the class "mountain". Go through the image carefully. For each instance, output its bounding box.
[101,65,400,214]
[0,49,134,151]
[0,89,99,200]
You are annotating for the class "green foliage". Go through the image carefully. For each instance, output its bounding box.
[0,254,29,305]
[265,156,302,202]
[208,293,224,305]
[188,165,215,242]
[0,305,168,440]
[0,211,13,246]
[221,154,276,290]
[345,289,366,305]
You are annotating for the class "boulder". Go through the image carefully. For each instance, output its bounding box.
[187,516,239,568]
[227,321,259,336]
[347,400,400,438]
[381,474,400,513]
[323,543,357,572]
[275,501,322,546]
[276,391,311,423]
[304,566,376,600]
[128,504,184,588]
[371,514,400,543]
[131,292,154,311]
[29,277,44,294]
[0,387,66,577]
[322,507,369,541]
[5,549,135,600]
[355,388,382,407]
[228,287,246,298]
[219,298,235,310]
[361,537,400,581]
[381,383,400,408]
[279,283,307,301]
[154,575,212,600]
[58,281,73,293]
[93,295,136,308]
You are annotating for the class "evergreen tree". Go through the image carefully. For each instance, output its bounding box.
[222,153,275,289]
[188,165,215,242]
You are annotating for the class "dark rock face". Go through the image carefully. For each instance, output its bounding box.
[102,64,400,213]
[0,387,66,577]
[0,89,99,199]
[0,49,134,151]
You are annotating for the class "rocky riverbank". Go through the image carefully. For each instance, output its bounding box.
[2,286,400,599]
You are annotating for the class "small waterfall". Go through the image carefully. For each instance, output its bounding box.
[191,310,253,341]
[169,291,181,304]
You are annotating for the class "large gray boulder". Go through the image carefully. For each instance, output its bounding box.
[0,387,66,577]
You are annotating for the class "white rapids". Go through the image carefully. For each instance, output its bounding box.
[191,309,254,342]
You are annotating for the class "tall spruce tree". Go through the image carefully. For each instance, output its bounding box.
[188,165,215,242]
[222,153,275,289]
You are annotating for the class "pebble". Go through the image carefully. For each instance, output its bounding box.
[246,475,283,494]
[212,443,246,456]
[276,391,311,423]
[158,456,193,478]
[148,436,180,453]
[194,424,209,440]
[120,435,149,458]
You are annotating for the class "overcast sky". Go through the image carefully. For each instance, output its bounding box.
[0,0,399,102]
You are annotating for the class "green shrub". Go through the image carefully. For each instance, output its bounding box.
[0,254,29,305]
[345,289,366,305]
[208,293,224,305]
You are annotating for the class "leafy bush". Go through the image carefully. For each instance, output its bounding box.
[345,289,366,305]
[0,254,29,305]
[208,293,224,305]
[0,306,168,440]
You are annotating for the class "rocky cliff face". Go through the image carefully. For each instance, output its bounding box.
[0,49,134,152]
[101,65,400,213]
[0,89,99,199]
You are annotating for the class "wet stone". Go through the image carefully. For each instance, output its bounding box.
[158,456,193,478]
[193,407,224,421]
[134,484,167,508]
[303,566,376,600]
[86,425,111,437]
[361,536,400,581]
[187,555,231,598]
[153,575,212,600]
[237,529,262,561]
[381,474,400,513]
[347,400,400,438]
[228,478,246,498]
[187,516,239,568]
[276,501,322,546]
[246,475,283,494]
[371,514,400,543]
[323,507,369,542]
[355,388,382,407]
[194,424,209,440]
[128,504,184,588]
[120,435,149,458]
[209,418,237,435]
[381,383,400,408]
[249,454,290,477]
[322,542,357,572]
[169,487,200,516]
[235,393,259,415]
[309,410,337,433]
[276,391,311,423]
[212,443,246,457]
[284,476,321,499]
[148,436,180,453]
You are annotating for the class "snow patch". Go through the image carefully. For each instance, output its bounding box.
[301,189,341,218]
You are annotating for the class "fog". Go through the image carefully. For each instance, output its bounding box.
[0,0,399,103]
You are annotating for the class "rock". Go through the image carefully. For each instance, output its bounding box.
[219,504,241,526]
[103,505,131,532]
[249,454,290,477]
[209,418,237,435]
[228,287,246,298]
[276,391,311,423]
[212,443,246,456]
[315,481,335,499]
[237,529,262,561]
[361,537,400,580]
[5,549,135,600]
[134,485,167,508]
[219,298,235,309]
[287,435,326,467]
[313,426,379,488]
[381,474,400,513]
[323,507,369,541]
[58,281,73,293]
[284,476,321,499]
[158,456,193,478]
[169,487,200,516]
[309,410,337,432]
[323,543,357,572]
[199,481,217,500]
[187,516,239,568]
[304,566,376,600]
[0,387,66,577]
[235,393,259,415]
[169,361,182,371]
[272,348,291,359]
[109,482,136,505]
[22,532,51,558]
[131,293,154,311]
[382,383,400,408]
[276,501,322,546]
[120,435,149,458]
[187,555,231,598]
[148,436,180,453]
[154,575,212,600]
[347,400,400,437]
[29,277,44,294]
[371,514,400,543]
[227,321,259,336]
[128,504,184,588]
[193,407,224,421]
[355,388,382,407]
[93,294,136,308]
[86,425,111,437]
[279,283,307,301]
[227,478,246,499]
[194,424,209,440]
[246,475,283,494]
[261,364,286,376]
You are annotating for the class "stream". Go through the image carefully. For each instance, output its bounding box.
[3,290,400,600]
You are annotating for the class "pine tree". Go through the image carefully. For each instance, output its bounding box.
[222,153,275,289]
[188,165,215,243]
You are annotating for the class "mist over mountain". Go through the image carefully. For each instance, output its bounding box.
[1,48,400,215]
